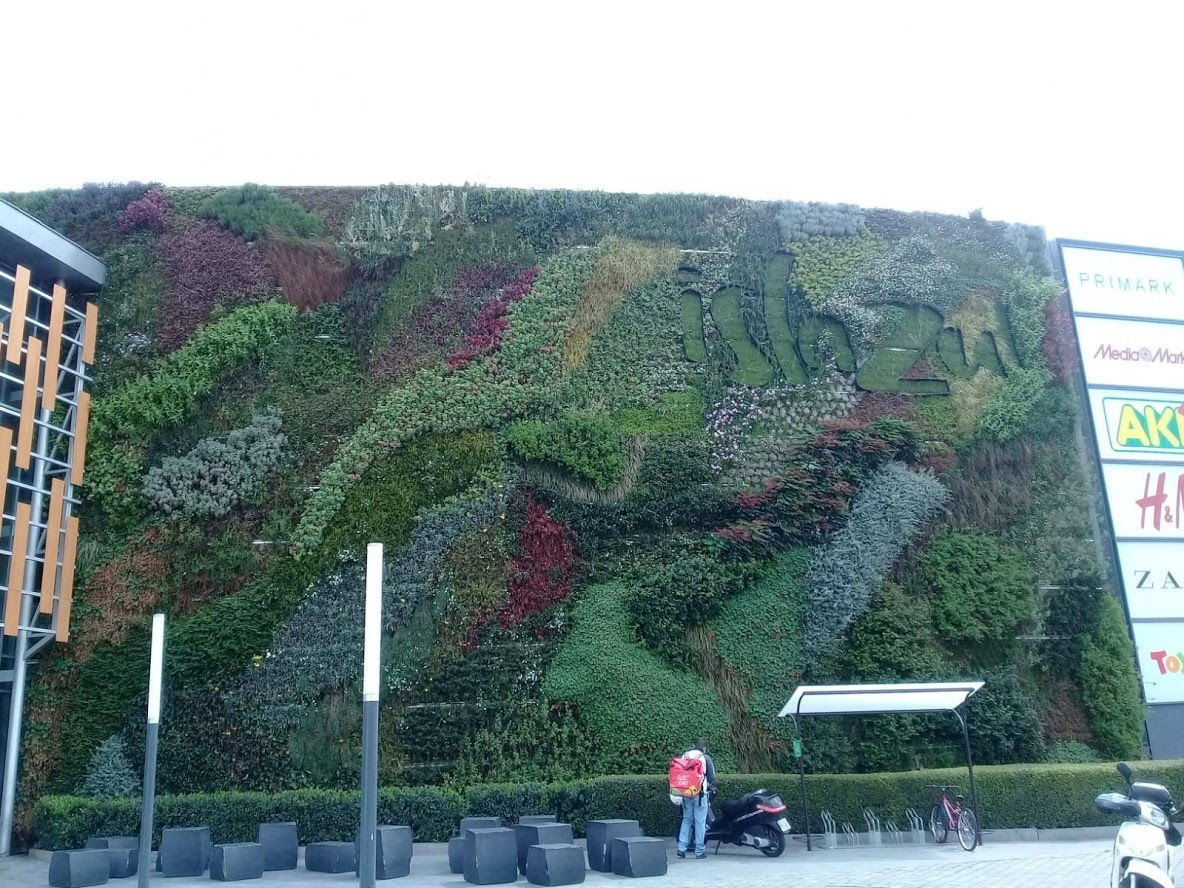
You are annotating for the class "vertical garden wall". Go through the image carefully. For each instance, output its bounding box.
[1,182,1142,824]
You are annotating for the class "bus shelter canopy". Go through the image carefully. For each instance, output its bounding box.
[779,681,985,719]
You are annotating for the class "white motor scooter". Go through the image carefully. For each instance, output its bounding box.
[1095,762,1182,888]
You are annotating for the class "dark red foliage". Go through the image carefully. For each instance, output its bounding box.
[118,188,170,231]
[260,237,350,311]
[372,263,524,383]
[498,497,576,629]
[919,448,958,475]
[447,266,539,370]
[1043,292,1079,383]
[850,391,914,424]
[157,220,275,352]
[713,419,917,557]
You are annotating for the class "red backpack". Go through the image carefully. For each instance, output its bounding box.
[668,754,706,798]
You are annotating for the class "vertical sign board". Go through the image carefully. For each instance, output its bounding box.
[1062,240,1184,753]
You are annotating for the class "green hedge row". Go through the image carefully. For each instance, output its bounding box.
[35,761,1180,850]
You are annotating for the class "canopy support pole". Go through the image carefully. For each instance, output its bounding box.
[790,714,811,851]
[953,708,981,845]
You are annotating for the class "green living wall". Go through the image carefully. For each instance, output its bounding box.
[3,183,1142,833]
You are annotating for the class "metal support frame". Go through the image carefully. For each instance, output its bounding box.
[0,403,53,855]
[787,685,982,852]
[359,543,383,888]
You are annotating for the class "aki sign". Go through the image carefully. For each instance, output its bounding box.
[679,254,1009,395]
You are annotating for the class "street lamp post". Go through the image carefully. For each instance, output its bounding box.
[358,543,382,888]
[137,614,165,888]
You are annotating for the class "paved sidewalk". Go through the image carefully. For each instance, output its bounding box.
[1,837,1116,888]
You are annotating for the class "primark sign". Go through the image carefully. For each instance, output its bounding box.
[1062,241,1184,719]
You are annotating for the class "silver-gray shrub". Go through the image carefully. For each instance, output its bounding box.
[775,200,865,242]
[803,462,948,659]
[142,409,286,520]
[230,474,514,730]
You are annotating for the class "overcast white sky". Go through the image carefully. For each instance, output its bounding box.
[6,1,1183,248]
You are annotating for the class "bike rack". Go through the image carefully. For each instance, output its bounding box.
[820,810,838,850]
[840,822,857,847]
[904,807,927,844]
[862,808,882,846]
[884,820,903,845]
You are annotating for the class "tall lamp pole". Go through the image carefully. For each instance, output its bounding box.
[138,614,165,888]
[358,543,383,888]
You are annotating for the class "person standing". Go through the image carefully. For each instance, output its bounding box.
[674,739,716,859]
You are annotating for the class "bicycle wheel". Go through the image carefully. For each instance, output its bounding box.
[957,808,978,851]
[930,804,948,843]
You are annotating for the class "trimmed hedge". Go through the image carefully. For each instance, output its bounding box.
[35,762,1184,850]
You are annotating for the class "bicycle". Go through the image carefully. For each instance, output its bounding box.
[926,783,979,851]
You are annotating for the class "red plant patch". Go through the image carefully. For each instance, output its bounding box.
[447,266,539,370]
[261,237,350,311]
[157,219,275,352]
[118,188,169,231]
[372,263,524,383]
[498,497,576,629]
[1043,293,1079,383]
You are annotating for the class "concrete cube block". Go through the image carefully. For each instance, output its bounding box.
[526,843,585,885]
[610,837,666,878]
[305,841,356,873]
[48,849,110,888]
[106,848,137,879]
[355,825,412,880]
[459,816,502,835]
[448,836,466,873]
[514,822,574,874]
[158,826,211,877]
[210,843,264,881]
[585,819,641,872]
[463,827,517,885]
[517,815,557,825]
[257,821,298,871]
[85,838,138,878]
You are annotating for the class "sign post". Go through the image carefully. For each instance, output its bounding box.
[138,614,165,888]
[358,543,382,888]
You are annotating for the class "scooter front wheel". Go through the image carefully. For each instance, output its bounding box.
[757,824,786,857]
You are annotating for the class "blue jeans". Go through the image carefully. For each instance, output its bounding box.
[677,793,709,855]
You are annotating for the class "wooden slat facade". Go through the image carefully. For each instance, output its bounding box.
[55,516,80,642]
[42,284,67,409]
[6,266,30,364]
[4,502,31,636]
[71,390,90,486]
[16,337,42,469]
[39,479,66,614]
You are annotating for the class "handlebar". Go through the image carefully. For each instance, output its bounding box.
[925,784,962,793]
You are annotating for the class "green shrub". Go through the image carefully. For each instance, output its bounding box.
[33,785,462,850]
[78,736,139,799]
[1082,595,1145,759]
[543,582,734,771]
[201,183,325,241]
[843,582,946,681]
[1046,740,1100,764]
[87,301,297,524]
[627,553,754,664]
[37,761,1184,849]
[965,670,1046,764]
[919,532,1036,649]
[504,413,625,490]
